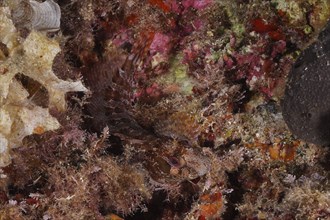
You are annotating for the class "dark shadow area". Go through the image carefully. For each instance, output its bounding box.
[103,135,125,156]
[319,149,330,171]
[126,190,166,220]
[222,170,245,220]
[15,73,49,108]
[127,181,199,220]
[317,111,330,145]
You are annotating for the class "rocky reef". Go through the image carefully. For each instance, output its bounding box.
[0,0,329,219]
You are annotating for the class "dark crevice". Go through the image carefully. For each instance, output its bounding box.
[7,173,49,199]
[15,73,49,108]
[319,148,330,171]
[127,181,199,220]
[126,190,166,220]
[68,149,87,168]
[216,138,242,155]
[232,79,253,114]
[104,135,125,156]
[222,170,245,220]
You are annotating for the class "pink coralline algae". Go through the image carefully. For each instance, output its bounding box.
[222,36,289,98]
[182,0,214,10]
[134,83,164,104]
[149,33,171,56]
[112,29,133,48]
[150,0,214,14]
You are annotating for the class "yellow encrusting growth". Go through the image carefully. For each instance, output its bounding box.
[0,7,88,167]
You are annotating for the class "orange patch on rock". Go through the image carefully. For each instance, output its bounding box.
[246,140,300,162]
[33,126,45,134]
[268,141,299,162]
[107,214,124,220]
[199,192,223,219]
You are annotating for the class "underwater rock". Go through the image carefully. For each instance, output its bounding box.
[282,20,330,145]
[0,6,87,167]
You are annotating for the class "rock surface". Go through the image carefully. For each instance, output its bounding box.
[282,20,330,145]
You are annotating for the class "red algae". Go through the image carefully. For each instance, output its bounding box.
[251,18,285,41]
[251,18,278,33]
[148,0,171,13]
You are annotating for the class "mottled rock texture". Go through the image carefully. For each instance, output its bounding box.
[282,21,330,145]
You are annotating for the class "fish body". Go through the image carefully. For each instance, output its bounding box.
[82,50,146,138]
